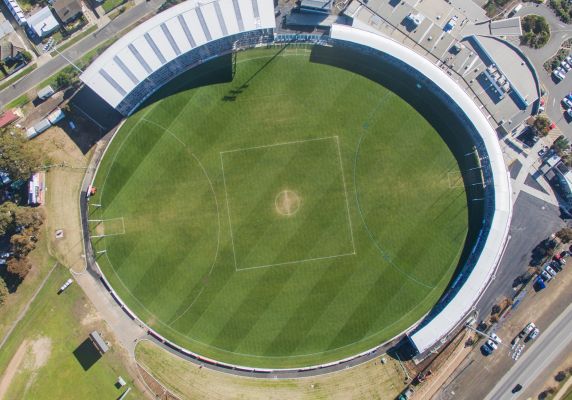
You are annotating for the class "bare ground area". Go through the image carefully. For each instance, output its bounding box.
[34,126,91,272]
[135,340,405,400]
[0,337,52,400]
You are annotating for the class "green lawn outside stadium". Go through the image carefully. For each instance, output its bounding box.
[90,46,469,368]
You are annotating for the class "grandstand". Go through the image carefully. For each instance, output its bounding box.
[82,1,512,367]
[80,0,276,115]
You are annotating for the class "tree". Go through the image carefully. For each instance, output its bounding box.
[534,116,551,137]
[0,278,8,306]
[556,227,572,243]
[20,50,32,63]
[554,135,570,156]
[6,257,32,279]
[10,229,37,258]
[0,131,42,181]
[13,207,44,233]
[0,201,17,236]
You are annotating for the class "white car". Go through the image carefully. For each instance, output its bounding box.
[553,70,566,81]
[529,327,540,340]
[541,270,552,281]
[566,55,572,64]
[545,265,557,277]
[523,322,536,336]
[563,97,572,109]
[562,61,571,71]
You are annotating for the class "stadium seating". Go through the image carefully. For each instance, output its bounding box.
[80,0,276,115]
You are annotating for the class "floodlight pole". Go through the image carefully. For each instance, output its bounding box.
[52,46,83,74]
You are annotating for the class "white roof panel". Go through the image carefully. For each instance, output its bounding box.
[164,17,192,53]
[200,3,224,40]
[148,25,177,62]
[257,0,275,28]
[131,36,163,71]
[182,9,208,46]
[102,62,137,93]
[237,0,257,30]
[115,48,149,82]
[219,0,240,35]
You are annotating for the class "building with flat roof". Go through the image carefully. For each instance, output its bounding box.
[28,7,60,38]
[300,0,332,14]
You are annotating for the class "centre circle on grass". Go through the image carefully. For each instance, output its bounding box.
[275,190,301,216]
[90,47,471,369]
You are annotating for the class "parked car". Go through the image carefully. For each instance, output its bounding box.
[567,109,572,118]
[545,265,558,277]
[523,322,536,336]
[551,260,562,272]
[562,61,571,71]
[553,69,566,81]
[541,270,552,281]
[566,55,572,64]
[563,97,572,109]
[528,327,540,340]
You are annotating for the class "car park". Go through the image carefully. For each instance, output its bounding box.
[528,327,540,340]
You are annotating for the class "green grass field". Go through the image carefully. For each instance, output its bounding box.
[90,46,469,368]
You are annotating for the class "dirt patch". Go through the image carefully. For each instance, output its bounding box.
[0,336,51,400]
[275,190,301,216]
[34,127,91,272]
[28,337,52,370]
[0,340,29,400]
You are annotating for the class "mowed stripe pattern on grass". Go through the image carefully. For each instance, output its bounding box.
[91,47,468,368]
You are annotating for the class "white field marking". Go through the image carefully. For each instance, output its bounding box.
[94,52,441,361]
[236,252,356,272]
[134,117,223,325]
[334,135,357,254]
[92,217,126,237]
[219,135,337,155]
[222,135,355,271]
[220,152,239,271]
[103,246,443,361]
[448,171,464,188]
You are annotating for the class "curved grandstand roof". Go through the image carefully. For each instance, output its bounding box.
[330,24,512,354]
[80,0,275,109]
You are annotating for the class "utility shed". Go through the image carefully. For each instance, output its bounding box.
[89,331,109,354]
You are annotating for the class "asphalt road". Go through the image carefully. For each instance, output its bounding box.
[0,0,163,108]
[474,191,564,319]
[484,301,572,399]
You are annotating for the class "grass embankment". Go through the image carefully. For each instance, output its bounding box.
[0,265,142,399]
[135,340,404,400]
[50,25,98,56]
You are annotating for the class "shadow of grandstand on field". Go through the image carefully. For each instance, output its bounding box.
[221,44,291,102]
[138,53,234,110]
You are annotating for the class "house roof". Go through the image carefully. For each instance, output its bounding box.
[28,7,60,37]
[0,110,18,128]
[52,0,82,23]
[0,42,13,60]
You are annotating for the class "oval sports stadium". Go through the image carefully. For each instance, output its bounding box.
[79,0,512,372]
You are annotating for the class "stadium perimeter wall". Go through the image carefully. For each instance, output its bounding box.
[81,25,512,372]
[328,24,512,354]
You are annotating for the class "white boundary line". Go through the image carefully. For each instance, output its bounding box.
[335,135,357,254]
[221,135,356,271]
